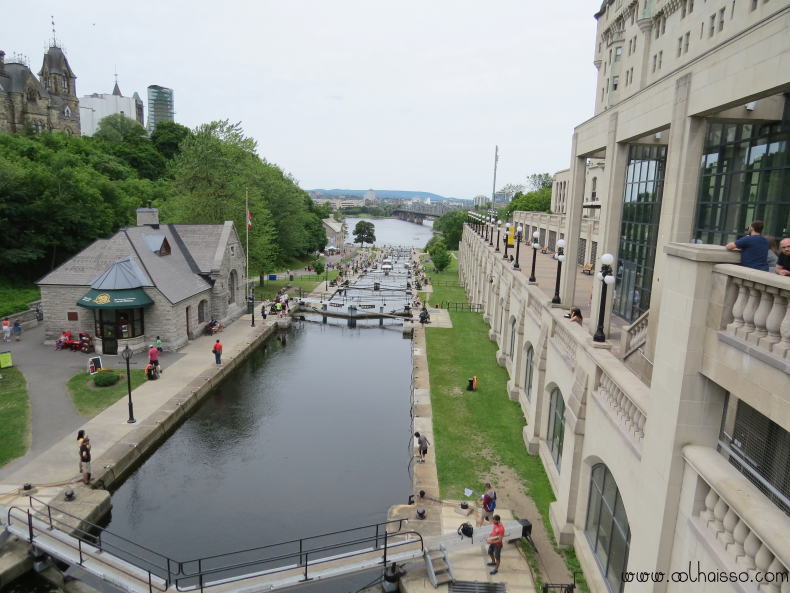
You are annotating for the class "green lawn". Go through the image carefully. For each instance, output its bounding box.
[0,278,41,317]
[66,370,147,417]
[423,254,587,590]
[0,367,31,467]
[256,271,342,300]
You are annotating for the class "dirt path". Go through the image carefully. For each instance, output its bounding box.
[482,464,573,586]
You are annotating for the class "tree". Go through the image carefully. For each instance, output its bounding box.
[313,260,325,276]
[353,221,376,247]
[526,173,553,192]
[94,114,166,180]
[150,121,193,160]
[94,113,147,144]
[431,244,452,272]
[432,210,466,250]
[504,186,552,216]
[498,183,526,203]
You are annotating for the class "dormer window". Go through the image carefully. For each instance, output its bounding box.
[142,233,171,256]
[64,106,71,117]
[62,77,68,89]
[159,239,171,256]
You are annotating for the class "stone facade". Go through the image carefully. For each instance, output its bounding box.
[460,224,790,593]
[0,45,81,135]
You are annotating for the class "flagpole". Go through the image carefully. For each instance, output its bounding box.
[246,188,250,323]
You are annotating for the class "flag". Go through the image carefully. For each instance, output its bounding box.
[247,209,252,229]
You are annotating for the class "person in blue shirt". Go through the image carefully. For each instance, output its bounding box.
[726,220,770,272]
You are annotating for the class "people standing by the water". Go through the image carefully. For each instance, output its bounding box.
[213,339,223,365]
[415,431,430,463]
[80,437,92,484]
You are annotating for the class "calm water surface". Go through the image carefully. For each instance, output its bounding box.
[344,217,434,248]
[103,315,413,592]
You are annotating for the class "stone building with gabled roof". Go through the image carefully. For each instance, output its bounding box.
[37,208,247,354]
[0,44,80,135]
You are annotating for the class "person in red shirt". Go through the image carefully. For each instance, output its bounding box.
[148,345,162,373]
[213,339,223,365]
[486,515,505,575]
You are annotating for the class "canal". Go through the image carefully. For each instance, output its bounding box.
[344,217,434,248]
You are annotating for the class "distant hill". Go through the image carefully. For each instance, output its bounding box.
[308,189,468,202]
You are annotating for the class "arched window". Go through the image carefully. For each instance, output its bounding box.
[198,300,208,324]
[585,464,631,593]
[510,318,517,359]
[26,87,37,102]
[228,270,237,304]
[524,347,534,402]
[546,387,565,469]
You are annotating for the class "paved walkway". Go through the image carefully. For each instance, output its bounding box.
[0,312,272,497]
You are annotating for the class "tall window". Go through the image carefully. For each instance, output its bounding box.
[546,387,566,470]
[198,299,207,324]
[615,47,622,62]
[228,270,238,304]
[585,465,631,593]
[613,145,667,322]
[612,76,619,91]
[510,318,517,359]
[694,121,790,244]
[524,347,534,402]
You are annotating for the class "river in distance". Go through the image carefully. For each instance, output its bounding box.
[343,217,434,249]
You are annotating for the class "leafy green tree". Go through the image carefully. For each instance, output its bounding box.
[353,221,376,247]
[431,245,452,272]
[313,260,325,275]
[505,186,552,217]
[94,114,166,180]
[526,173,553,192]
[94,113,147,143]
[150,121,193,160]
[432,210,467,250]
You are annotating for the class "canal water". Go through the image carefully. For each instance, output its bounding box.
[102,313,413,592]
[344,217,434,249]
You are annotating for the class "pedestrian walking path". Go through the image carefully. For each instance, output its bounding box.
[0,312,274,501]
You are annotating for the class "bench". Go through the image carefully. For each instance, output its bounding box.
[581,264,594,274]
[540,246,548,254]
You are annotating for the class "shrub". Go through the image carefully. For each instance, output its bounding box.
[93,371,120,387]
[313,260,325,275]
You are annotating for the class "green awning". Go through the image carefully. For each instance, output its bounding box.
[76,288,154,309]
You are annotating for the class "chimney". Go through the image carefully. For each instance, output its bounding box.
[136,207,160,228]
[0,51,5,75]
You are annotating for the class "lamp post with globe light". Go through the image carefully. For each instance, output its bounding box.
[551,239,566,304]
[489,217,495,246]
[495,221,502,252]
[502,223,511,259]
[513,226,523,269]
[121,346,136,424]
[593,253,616,342]
[529,231,540,282]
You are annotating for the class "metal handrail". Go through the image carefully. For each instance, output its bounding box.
[174,524,424,592]
[440,301,483,312]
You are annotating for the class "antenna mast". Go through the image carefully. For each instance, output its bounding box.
[491,146,499,212]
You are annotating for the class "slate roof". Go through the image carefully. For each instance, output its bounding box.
[37,223,236,304]
[323,218,343,234]
[39,46,75,78]
[89,256,152,289]
[0,63,80,121]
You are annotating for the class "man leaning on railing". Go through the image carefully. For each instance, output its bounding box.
[725,220,770,272]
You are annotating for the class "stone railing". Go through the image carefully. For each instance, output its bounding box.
[553,322,577,364]
[621,309,649,357]
[684,446,790,583]
[527,292,542,322]
[597,369,649,442]
[719,266,790,360]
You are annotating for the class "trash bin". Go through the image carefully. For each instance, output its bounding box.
[247,297,254,314]
[289,274,294,281]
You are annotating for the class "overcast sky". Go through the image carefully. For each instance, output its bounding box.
[5,1,600,199]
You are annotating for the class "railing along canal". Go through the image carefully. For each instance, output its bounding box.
[7,497,423,593]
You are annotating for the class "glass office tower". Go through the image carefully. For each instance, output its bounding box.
[147,85,174,132]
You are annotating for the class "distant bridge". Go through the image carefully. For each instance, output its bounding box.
[392,203,456,224]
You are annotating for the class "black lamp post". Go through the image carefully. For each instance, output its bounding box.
[513,226,523,269]
[529,230,540,282]
[484,218,489,242]
[121,346,136,424]
[488,217,494,246]
[495,220,502,252]
[593,253,616,342]
[551,239,566,304]
[250,285,255,327]
[502,223,511,259]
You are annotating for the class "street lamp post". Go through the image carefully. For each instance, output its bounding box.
[495,220,502,252]
[488,217,494,246]
[250,285,255,327]
[121,346,136,424]
[513,226,523,269]
[593,253,616,342]
[484,218,490,242]
[502,223,510,259]
[529,230,540,282]
[551,239,566,304]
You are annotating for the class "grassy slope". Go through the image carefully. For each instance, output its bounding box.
[66,370,147,417]
[0,367,31,467]
[0,279,41,317]
[422,255,587,590]
[256,272,341,300]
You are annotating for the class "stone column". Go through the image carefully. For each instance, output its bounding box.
[560,133,586,306]
[644,74,706,366]
[588,111,629,337]
[637,243,732,593]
